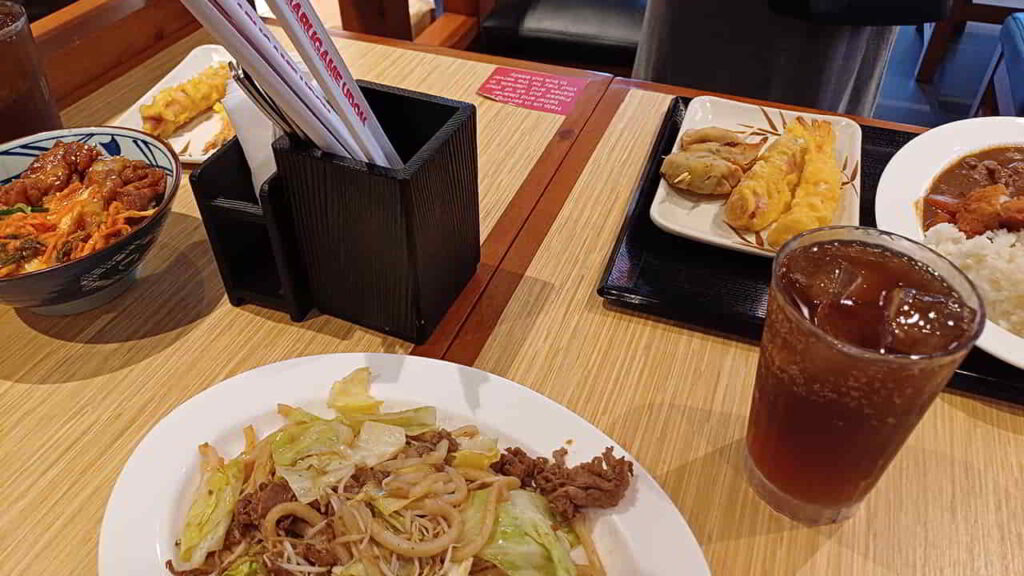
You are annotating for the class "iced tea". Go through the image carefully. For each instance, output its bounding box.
[746,227,984,524]
[0,1,61,144]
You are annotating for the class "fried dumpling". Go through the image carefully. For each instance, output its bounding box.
[687,138,767,172]
[682,127,743,148]
[661,149,743,195]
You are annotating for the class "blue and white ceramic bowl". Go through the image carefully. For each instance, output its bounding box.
[0,127,180,314]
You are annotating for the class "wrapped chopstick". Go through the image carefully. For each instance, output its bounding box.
[179,0,367,160]
[267,0,402,168]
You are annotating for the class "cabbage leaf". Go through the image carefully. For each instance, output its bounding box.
[328,368,381,416]
[277,403,324,425]
[451,435,500,470]
[277,453,355,504]
[271,420,354,467]
[270,419,356,502]
[478,490,577,576]
[349,421,406,467]
[174,444,244,571]
[340,405,437,436]
[222,559,268,576]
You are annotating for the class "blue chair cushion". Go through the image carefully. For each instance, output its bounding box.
[1002,13,1024,116]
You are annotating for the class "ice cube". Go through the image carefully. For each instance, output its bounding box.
[815,296,885,351]
[881,288,977,355]
[784,252,859,308]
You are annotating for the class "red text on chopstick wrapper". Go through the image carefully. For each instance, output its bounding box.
[477,67,587,115]
[285,0,367,125]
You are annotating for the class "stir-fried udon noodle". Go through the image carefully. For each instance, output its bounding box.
[168,369,634,576]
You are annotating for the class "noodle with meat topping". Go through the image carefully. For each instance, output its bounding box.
[166,368,633,576]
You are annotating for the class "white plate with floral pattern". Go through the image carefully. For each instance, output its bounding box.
[649,96,862,257]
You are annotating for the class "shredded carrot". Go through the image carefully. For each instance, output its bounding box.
[0,184,157,275]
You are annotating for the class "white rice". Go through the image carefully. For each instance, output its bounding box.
[924,223,1024,337]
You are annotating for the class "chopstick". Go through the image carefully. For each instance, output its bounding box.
[265,0,401,168]
[230,62,304,139]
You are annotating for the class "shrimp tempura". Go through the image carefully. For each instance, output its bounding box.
[724,125,807,231]
[765,119,842,248]
[140,63,231,139]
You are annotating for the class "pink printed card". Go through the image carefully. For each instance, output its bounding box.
[477,67,587,115]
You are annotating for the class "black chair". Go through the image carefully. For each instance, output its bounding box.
[479,0,647,73]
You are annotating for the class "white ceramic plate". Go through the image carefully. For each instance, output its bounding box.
[875,116,1024,370]
[650,96,863,257]
[99,354,711,576]
[114,45,234,164]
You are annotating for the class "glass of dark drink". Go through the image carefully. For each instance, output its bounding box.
[0,1,62,144]
[746,226,984,525]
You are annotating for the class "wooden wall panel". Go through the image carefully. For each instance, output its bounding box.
[32,0,199,108]
[337,0,413,40]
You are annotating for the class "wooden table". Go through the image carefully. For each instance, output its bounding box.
[0,27,608,575]
[5,24,1024,576]
[443,78,1024,575]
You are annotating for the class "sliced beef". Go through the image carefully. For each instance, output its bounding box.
[296,524,338,566]
[164,560,214,576]
[493,446,634,521]
[234,479,296,526]
[493,446,542,483]
[411,428,460,454]
[346,466,387,493]
[408,428,460,464]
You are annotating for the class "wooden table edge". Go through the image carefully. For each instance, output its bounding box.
[410,74,612,358]
[442,79,930,365]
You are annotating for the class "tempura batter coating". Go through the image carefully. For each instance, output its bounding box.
[723,125,807,231]
[765,119,841,247]
[140,63,231,139]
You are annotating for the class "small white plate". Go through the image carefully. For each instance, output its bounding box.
[875,116,1024,371]
[649,96,862,257]
[99,354,711,576]
[114,45,234,164]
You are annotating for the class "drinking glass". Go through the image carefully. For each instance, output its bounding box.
[745,226,985,525]
[0,1,62,144]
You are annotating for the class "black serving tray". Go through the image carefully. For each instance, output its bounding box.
[598,97,1024,406]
